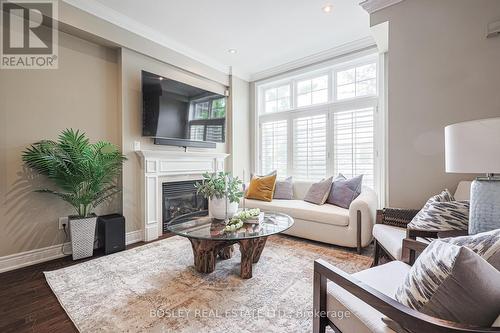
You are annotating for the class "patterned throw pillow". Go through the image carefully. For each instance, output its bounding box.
[273,176,293,200]
[395,240,500,327]
[326,174,363,208]
[304,177,333,205]
[439,228,500,270]
[408,189,468,231]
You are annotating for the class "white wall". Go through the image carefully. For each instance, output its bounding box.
[228,76,251,180]
[372,0,500,208]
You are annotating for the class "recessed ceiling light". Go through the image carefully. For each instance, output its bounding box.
[159,77,164,80]
[228,49,237,54]
[322,4,333,13]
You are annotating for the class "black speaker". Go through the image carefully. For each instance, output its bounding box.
[97,214,125,255]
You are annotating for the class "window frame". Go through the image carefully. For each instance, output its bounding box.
[261,82,292,114]
[255,52,384,200]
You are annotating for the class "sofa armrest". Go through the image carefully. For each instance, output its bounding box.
[349,187,378,251]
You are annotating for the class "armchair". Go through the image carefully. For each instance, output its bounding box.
[313,259,500,333]
[372,181,472,266]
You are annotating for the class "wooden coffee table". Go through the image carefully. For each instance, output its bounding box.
[166,211,294,279]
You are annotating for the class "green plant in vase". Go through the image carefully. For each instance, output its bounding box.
[22,129,126,260]
[195,172,243,220]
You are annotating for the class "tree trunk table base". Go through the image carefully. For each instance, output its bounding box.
[188,237,268,278]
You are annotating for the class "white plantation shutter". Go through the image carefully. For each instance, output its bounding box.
[333,108,375,188]
[261,120,287,176]
[293,114,327,180]
[206,125,223,142]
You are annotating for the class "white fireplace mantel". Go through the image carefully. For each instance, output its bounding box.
[136,150,229,241]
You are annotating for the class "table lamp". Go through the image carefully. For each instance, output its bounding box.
[445,117,500,234]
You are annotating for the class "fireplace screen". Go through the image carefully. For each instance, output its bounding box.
[162,180,208,233]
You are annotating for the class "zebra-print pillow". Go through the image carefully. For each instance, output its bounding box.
[408,200,469,231]
[440,228,500,270]
[395,240,500,326]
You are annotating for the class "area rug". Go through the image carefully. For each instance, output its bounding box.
[45,235,372,333]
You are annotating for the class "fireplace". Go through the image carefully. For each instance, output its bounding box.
[162,180,208,233]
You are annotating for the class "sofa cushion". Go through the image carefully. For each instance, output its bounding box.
[439,228,500,270]
[372,224,430,260]
[327,174,363,208]
[326,261,411,333]
[304,176,333,205]
[408,200,469,232]
[273,176,293,200]
[395,240,500,327]
[245,173,277,202]
[244,199,349,226]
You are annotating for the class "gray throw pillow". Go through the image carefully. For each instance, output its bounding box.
[304,177,333,205]
[395,240,500,327]
[439,228,500,270]
[273,176,293,200]
[326,174,363,208]
[407,200,469,231]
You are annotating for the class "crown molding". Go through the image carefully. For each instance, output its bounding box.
[359,0,404,14]
[62,0,230,76]
[249,36,376,82]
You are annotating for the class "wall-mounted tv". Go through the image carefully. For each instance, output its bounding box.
[141,70,227,148]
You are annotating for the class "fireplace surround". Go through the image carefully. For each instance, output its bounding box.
[137,150,228,241]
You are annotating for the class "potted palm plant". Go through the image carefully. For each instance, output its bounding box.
[22,129,126,260]
[195,172,243,220]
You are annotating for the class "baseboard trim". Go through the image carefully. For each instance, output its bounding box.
[0,230,144,274]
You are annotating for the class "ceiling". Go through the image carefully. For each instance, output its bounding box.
[64,0,372,80]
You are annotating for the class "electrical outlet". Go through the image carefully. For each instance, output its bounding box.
[58,216,68,230]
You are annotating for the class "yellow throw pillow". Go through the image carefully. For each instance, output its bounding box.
[245,174,277,202]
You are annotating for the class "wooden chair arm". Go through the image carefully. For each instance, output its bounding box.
[313,259,499,333]
[377,208,420,229]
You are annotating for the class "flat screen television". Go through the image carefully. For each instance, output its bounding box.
[141,70,226,148]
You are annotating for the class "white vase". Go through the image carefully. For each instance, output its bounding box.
[69,215,97,260]
[209,197,239,220]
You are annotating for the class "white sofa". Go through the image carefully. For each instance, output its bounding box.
[243,180,378,253]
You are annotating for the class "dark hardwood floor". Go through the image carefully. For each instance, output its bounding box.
[0,235,172,333]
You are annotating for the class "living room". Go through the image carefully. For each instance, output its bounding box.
[1,0,499,332]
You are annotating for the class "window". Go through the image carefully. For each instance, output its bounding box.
[333,108,375,188]
[264,84,290,113]
[293,115,327,179]
[297,75,328,107]
[189,97,227,142]
[194,101,209,119]
[257,54,382,193]
[190,125,205,141]
[211,98,226,118]
[261,120,287,176]
[336,63,377,100]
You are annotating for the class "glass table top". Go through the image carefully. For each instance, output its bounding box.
[166,210,294,241]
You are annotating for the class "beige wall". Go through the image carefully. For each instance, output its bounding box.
[372,0,500,208]
[0,6,249,261]
[118,48,229,233]
[0,32,119,256]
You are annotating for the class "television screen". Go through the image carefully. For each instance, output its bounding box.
[142,71,226,145]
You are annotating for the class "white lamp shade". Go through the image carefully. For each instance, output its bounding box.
[445,117,500,174]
